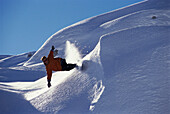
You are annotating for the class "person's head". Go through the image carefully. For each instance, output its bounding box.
[41,56,48,65]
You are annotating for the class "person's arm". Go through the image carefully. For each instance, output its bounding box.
[47,69,52,88]
[48,46,55,60]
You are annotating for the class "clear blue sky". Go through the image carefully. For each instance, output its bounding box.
[0,0,143,55]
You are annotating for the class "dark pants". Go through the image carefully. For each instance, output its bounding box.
[61,59,76,71]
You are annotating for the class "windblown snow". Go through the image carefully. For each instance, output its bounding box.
[0,0,170,113]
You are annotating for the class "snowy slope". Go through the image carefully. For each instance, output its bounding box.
[94,26,170,113]
[24,0,170,66]
[0,52,35,67]
[0,0,170,113]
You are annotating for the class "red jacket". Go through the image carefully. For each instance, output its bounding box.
[45,50,62,81]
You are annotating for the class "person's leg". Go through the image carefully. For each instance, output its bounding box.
[61,58,77,71]
[61,59,67,71]
[65,64,77,71]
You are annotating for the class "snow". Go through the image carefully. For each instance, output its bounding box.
[0,0,170,113]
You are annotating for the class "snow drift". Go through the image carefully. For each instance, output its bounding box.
[0,0,170,113]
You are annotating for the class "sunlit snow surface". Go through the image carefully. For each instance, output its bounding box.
[0,0,170,113]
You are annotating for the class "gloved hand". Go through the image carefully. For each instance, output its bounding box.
[47,80,51,88]
[52,46,55,51]
[54,49,58,55]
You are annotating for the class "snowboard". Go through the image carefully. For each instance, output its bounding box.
[76,60,89,71]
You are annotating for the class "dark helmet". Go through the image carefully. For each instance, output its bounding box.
[41,56,47,61]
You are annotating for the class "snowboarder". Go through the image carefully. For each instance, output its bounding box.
[41,46,77,88]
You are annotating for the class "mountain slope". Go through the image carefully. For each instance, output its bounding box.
[24,0,170,66]
[94,26,170,113]
[0,0,170,113]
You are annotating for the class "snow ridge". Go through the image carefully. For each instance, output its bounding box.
[0,0,170,113]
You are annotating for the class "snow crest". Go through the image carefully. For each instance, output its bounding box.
[0,0,170,113]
